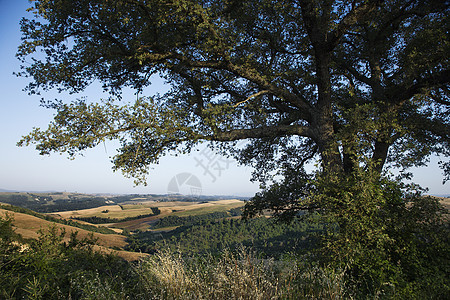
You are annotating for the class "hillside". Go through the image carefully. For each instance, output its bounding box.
[0,192,249,261]
[0,191,247,212]
[0,192,320,260]
[0,207,146,261]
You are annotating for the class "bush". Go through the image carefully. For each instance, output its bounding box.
[314,170,450,298]
[0,217,144,299]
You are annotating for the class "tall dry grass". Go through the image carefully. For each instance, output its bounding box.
[135,247,349,299]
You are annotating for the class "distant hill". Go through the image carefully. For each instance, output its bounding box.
[0,195,247,261]
[0,192,117,213]
[0,191,248,213]
[433,194,450,198]
[0,204,145,261]
[0,188,17,193]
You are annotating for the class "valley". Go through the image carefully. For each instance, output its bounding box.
[0,192,272,260]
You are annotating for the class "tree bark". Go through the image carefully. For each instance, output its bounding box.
[313,50,344,174]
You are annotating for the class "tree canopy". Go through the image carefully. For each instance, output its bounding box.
[17,0,448,193]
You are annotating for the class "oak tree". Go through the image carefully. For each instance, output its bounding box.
[17,0,448,210]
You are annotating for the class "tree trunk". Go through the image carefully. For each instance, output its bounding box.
[372,140,390,173]
[314,51,344,175]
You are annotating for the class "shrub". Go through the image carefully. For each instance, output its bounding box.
[314,170,450,298]
[0,217,144,299]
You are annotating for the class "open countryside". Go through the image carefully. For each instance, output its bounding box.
[0,192,252,257]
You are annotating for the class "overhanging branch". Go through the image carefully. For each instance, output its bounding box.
[207,125,313,142]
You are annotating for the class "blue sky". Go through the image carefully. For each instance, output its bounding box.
[0,1,447,196]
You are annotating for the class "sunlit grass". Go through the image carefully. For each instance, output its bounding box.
[135,246,348,299]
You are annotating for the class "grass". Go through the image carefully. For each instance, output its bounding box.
[135,246,348,299]
[121,203,147,210]
[113,200,244,232]
[59,200,245,232]
[111,215,161,231]
[0,208,126,247]
[50,200,243,222]
[151,226,180,232]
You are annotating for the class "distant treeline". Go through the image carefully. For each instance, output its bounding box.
[73,207,161,224]
[0,193,115,213]
[0,204,117,235]
[126,215,324,257]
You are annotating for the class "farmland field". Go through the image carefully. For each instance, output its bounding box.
[0,192,247,259]
[48,199,244,227]
[0,208,146,261]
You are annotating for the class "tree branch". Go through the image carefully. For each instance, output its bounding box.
[398,69,450,103]
[327,0,384,50]
[208,125,314,142]
[233,90,270,108]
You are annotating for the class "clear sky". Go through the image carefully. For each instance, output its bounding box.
[0,1,447,196]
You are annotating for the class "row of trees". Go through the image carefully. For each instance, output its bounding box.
[151,211,230,228]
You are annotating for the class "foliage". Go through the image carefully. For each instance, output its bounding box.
[0,213,20,245]
[244,166,313,221]
[126,215,324,257]
[0,217,145,299]
[12,0,450,298]
[0,214,350,299]
[310,171,450,298]
[151,211,229,228]
[15,0,449,185]
[244,165,450,298]
[2,206,449,298]
[135,246,349,299]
